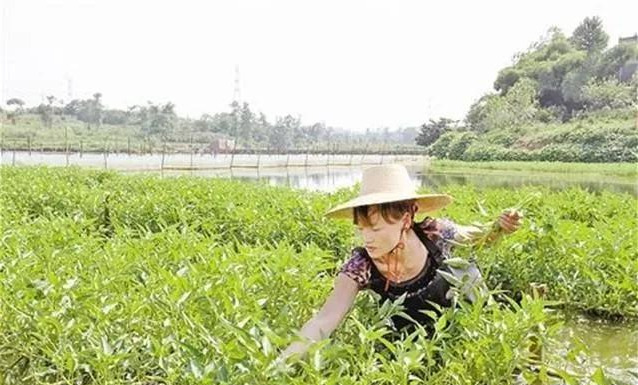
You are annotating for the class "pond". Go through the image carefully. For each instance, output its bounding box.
[552,313,638,384]
[4,150,635,196]
[151,163,637,196]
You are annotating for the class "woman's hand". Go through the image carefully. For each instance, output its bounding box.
[273,273,359,367]
[497,209,522,234]
[268,354,295,376]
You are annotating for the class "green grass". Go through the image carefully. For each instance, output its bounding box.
[1,167,635,384]
[0,114,422,154]
[429,159,638,178]
[0,114,203,153]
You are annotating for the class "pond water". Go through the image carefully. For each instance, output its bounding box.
[151,163,636,196]
[551,313,638,384]
[3,150,635,195]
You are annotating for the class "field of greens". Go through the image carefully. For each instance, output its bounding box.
[1,167,636,384]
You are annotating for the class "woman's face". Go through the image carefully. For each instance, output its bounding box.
[356,206,409,260]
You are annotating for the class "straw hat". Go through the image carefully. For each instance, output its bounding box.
[325,164,453,220]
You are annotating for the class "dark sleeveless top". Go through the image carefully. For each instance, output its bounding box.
[338,217,483,333]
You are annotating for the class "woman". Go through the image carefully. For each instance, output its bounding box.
[280,164,521,359]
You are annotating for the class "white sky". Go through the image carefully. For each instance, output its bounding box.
[1,0,636,131]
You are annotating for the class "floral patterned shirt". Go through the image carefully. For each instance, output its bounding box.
[338,216,487,290]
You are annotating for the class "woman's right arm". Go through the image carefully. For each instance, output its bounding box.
[279,273,359,360]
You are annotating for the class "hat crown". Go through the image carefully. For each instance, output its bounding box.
[360,164,416,196]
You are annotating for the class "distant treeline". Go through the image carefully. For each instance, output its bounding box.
[2,96,419,151]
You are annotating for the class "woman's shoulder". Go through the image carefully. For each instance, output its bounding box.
[338,247,372,289]
[417,216,458,241]
[416,215,462,258]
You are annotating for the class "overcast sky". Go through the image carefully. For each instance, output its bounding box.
[1,0,636,131]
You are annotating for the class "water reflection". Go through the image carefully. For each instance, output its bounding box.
[420,171,637,196]
[551,313,638,384]
[158,166,365,192]
[154,164,637,196]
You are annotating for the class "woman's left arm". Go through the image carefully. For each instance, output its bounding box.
[451,209,523,247]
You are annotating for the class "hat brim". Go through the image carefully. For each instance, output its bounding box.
[325,193,453,220]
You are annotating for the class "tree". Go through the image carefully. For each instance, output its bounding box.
[36,95,56,129]
[269,115,298,150]
[415,118,457,147]
[6,98,25,124]
[253,112,271,145]
[465,94,494,132]
[597,43,638,81]
[238,102,255,146]
[291,115,306,147]
[91,93,103,128]
[194,114,215,132]
[65,93,104,129]
[6,98,25,108]
[306,122,325,145]
[400,126,418,144]
[493,29,584,108]
[467,78,540,132]
[570,16,608,53]
[102,109,129,125]
[581,77,636,109]
[494,68,522,95]
[64,99,83,116]
[229,101,241,140]
[126,104,148,125]
[141,102,177,137]
[561,68,589,108]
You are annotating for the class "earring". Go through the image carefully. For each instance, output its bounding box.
[397,229,406,250]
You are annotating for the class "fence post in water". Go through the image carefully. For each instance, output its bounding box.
[65,127,69,166]
[326,145,330,166]
[104,139,109,169]
[80,140,83,158]
[189,133,194,169]
[161,141,166,170]
[305,148,309,167]
[230,140,237,168]
[361,143,368,164]
[27,135,31,156]
[257,149,262,168]
[127,137,131,156]
[286,151,290,167]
